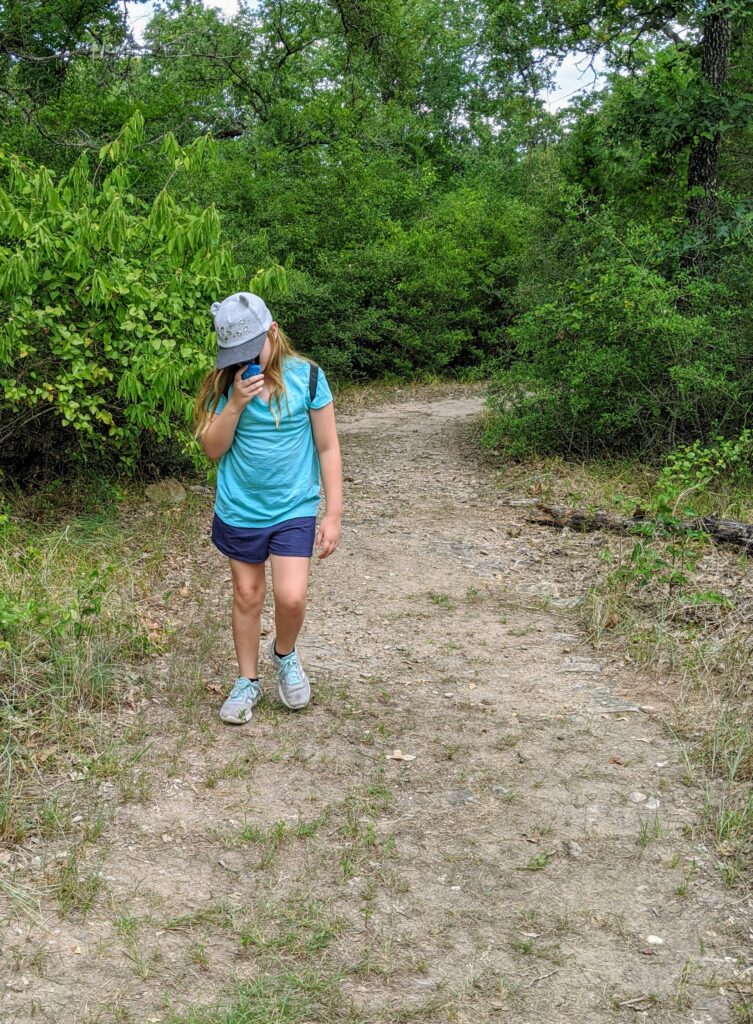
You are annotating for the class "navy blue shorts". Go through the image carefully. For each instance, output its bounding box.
[211,513,316,564]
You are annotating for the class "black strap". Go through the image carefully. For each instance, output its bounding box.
[309,363,319,403]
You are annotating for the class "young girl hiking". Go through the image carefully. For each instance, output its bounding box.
[194,292,342,725]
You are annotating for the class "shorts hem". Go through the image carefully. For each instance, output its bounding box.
[213,547,267,565]
[211,512,316,562]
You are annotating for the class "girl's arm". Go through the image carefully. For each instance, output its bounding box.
[201,368,262,460]
[310,402,342,559]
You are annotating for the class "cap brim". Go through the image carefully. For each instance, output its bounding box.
[215,331,266,369]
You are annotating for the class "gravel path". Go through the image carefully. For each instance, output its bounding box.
[2,389,747,1024]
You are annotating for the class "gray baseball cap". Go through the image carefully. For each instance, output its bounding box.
[211,292,273,369]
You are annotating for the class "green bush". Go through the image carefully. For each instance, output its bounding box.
[274,185,535,381]
[484,214,753,458]
[0,113,242,478]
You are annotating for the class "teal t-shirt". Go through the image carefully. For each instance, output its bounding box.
[213,357,333,528]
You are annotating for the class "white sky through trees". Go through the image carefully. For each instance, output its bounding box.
[125,1,603,113]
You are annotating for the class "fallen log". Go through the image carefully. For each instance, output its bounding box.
[529,503,753,553]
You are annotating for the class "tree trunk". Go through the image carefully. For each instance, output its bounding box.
[530,503,753,554]
[683,5,732,264]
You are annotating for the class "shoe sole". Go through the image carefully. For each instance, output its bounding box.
[219,707,255,724]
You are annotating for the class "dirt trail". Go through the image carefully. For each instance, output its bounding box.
[3,391,748,1023]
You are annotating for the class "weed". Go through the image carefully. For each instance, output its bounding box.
[115,914,140,939]
[188,941,210,970]
[555,912,572,934]
[163,902,236,933]
[238,896,347,959]
[515,852,552,872]
[637,812,663,850]
[50,847,104,916]
[510,937,563,964]
[123,938,154,980]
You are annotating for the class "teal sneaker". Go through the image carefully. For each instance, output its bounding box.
[269,640,310,710]
[219,676,262,724]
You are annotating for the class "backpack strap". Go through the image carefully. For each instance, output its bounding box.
[308,363,319,404]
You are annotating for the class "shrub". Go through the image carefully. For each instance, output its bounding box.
[0,113,242,478]
[484,214,753,458]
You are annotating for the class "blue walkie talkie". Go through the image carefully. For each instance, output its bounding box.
[242,362,261,380]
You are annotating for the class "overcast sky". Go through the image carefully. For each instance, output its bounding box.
[125,1,605,113]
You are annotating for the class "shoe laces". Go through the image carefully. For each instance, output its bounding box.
[279,653,305,691]
[229,677,260,702]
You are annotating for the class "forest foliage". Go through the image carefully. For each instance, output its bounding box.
[0,0,752,476]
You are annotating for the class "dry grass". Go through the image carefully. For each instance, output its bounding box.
[0,486,208,846]
[575,513,753,882]
[481,448,753,882]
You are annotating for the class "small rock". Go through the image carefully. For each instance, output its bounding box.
[490,785,512,798]
[562,840,583,859]
[645,797,661,811]
[592,695,641,713]
[523,581,560,598]
[446,789,476,806]
[5,975,30,991]
[584,803,600,823]
[560,657,602,674]
[552,596,582,609]
[646,935,664,945]
[145,478,186,505]
[629,791,648,803]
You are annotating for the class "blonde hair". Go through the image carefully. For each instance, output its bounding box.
[194,324,308,439]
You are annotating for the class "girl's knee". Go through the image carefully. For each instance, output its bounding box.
[275,590,307,618]
[233,581,265,614]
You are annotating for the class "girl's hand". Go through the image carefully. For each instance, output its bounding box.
[315,514,341,559]
[228,365,264,414]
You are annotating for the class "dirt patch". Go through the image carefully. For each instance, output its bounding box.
[1,389,749,1023]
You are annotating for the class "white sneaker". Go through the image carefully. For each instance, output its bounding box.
[269,640,310,710]
[219,677,262,724]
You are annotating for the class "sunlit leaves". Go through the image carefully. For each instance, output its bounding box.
[0,121,241,471]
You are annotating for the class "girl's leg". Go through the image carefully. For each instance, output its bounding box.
[269,555,310,654]
[229,558,266,677]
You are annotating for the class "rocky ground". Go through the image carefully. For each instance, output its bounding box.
[1,389,750,1023]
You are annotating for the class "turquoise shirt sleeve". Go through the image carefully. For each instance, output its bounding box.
[309,366,333,410]
[212,390,228,414]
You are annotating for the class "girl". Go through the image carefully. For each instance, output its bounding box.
[194,292,342,725]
